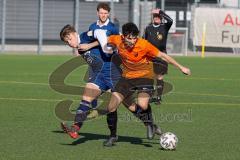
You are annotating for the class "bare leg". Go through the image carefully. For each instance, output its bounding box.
[107,92,124,112]
[137,92,150,110]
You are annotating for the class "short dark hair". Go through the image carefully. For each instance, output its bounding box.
[153,13,162,20]
[60,24,76,41]
[97,2,111,12]
[153,13,161,18]
[122,22,139,37]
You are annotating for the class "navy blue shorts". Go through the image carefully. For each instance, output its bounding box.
[87,64,121,91]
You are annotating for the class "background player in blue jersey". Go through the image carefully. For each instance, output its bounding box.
[86,2,119,119]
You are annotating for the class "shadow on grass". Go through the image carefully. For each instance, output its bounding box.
[52,130,159,147]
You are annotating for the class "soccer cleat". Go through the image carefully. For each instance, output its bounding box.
[68,124,80,139]
[60,122,80,139]
[146,124,162,139]
[103,136,118,147]
[150,96,162,105]
[87,110,99,119]
[153,124,163,135]
[154,96,162,105]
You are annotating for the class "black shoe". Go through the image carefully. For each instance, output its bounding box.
[103,136,118,147]
[153,124,162,135]
[147,124,163,139]
[147,124,155,140]
[150,96,161,105]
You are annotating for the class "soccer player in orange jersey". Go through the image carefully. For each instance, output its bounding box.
[91,22,191,145]
[94,22,190,111]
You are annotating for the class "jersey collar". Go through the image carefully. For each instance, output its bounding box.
[97,18,110,27]
[152,23,160,27]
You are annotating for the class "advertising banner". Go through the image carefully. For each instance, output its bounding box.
[194,7,240,48]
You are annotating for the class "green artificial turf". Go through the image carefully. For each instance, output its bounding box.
[0,55,239,160]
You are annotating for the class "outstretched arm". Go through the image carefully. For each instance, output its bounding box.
[78,41,99,51]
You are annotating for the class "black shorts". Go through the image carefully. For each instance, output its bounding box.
[122,94,136,107]
[153,57,168,75]
[114,78,154,99]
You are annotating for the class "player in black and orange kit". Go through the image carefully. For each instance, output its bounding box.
[143,9,173,104]
[93,22,191,146]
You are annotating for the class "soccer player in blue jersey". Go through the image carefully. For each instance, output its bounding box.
[60,3,124,146]
[59,24,122,139]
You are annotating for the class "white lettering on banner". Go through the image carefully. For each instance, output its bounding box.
[194,8,240,48]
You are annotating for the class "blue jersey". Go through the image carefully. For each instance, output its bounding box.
[87,19,121,91]
[78,31,103,73]
[88,19,119,62]
[79,31,95,44]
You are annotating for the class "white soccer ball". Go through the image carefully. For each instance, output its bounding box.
[160,132,178,150]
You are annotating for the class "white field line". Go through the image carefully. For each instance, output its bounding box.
[0,80,239,99]
[0,97,239,106]
[168,76,240,81]
[172,91,240,98]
